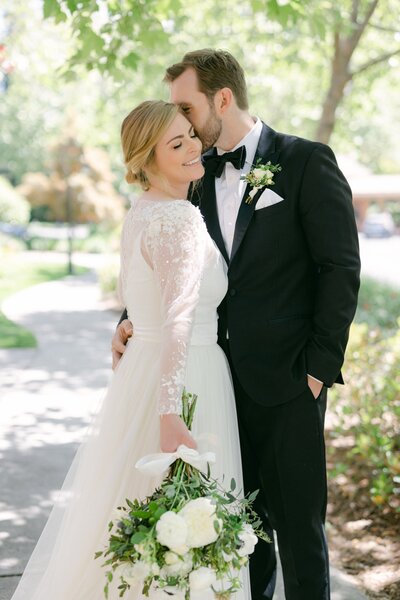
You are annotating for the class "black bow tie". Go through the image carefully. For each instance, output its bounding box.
[203,146,246,177]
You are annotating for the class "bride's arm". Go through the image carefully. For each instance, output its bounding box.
[142,202,207,450]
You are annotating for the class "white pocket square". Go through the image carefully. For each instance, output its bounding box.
[255,188,284,210]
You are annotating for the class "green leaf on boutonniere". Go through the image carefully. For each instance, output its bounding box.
[240,159,282,204]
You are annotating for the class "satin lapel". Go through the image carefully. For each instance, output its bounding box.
[230,124,279,266]
[199,169,230,265]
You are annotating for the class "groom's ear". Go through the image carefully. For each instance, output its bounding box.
[215,87,233,115]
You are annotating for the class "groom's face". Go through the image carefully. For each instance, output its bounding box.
[169,67,222,152]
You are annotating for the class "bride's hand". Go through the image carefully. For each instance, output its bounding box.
[160,414,197,453]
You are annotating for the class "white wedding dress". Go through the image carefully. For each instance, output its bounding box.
[11,198,251,600]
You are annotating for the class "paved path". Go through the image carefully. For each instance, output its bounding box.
[0,270,368,599]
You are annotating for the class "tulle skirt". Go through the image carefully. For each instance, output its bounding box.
[11,337,251,599]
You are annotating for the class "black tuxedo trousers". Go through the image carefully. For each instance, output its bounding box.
[225,340,330,600]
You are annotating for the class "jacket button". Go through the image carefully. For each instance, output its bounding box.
[229,288,237,297]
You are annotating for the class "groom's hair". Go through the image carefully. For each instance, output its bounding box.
[164,49,249,110]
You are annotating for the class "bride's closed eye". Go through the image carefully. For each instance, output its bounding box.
[173,132,198,149]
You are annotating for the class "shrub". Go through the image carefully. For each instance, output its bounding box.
[329,323,400,510]
[355,276,400,332]
[0,176,30,224]
[97,257,121,304]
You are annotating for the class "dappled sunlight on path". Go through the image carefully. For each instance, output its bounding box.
[0,271,118,584]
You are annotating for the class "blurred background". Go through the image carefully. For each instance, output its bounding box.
[0,1,399,599]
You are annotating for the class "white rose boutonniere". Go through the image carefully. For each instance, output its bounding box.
[241,159,282,204]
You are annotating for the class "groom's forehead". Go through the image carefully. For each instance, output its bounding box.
[169,68,203,104]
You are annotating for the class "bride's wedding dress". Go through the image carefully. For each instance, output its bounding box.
[11,198,250,599]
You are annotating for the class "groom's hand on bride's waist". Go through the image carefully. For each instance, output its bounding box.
[112,319,133,369]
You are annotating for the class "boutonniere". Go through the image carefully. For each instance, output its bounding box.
[240,159,282,204]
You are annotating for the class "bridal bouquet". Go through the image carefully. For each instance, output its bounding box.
[96,391,269,599]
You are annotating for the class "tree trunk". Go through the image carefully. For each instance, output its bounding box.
[314,35,352,144]
[315,0,380,144]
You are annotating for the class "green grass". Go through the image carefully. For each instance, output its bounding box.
[0,254,88,348]
[0,312,37,348]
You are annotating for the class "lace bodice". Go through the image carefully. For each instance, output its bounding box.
[119,198,227,415]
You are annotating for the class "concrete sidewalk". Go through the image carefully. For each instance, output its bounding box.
[0,271,368,600]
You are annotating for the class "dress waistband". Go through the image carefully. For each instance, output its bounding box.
[132,327,217,346]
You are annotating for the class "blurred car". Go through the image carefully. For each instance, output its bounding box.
[363,213,395,238]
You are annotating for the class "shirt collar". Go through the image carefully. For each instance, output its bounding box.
[216,117,262,169]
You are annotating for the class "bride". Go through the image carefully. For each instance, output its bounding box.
[11,100,250,599]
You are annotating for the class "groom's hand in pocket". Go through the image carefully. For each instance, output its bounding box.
[307,375,323,399]
[112,319,133,369]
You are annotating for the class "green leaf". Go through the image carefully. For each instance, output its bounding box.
[247,489,259,503]
[66,0,79,11]
[131,509,151,519]
[154,506,167,520]
[230,478,236,491]
[79,29,105,57]
[43,0,67,22]
[130,531,147,544]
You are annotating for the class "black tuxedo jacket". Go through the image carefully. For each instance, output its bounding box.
[192,123,361,406]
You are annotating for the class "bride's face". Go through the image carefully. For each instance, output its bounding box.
[153,113,203,187]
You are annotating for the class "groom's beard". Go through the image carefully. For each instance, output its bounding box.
[197,106,222,152]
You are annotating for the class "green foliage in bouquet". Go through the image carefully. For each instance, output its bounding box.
[96,391,269,599]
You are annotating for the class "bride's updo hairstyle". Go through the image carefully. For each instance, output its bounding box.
[121,100,180,189]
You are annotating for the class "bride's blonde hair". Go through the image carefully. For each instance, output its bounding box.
[121,100,180,189]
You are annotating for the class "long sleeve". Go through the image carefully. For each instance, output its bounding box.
[299,144,361,385]
[142,201,207,414]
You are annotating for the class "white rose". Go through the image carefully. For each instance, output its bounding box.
[119,560,151,585]
[213,575,231,593]
[191,590,216,600]
[180,498,222,548]
[156,511,188,552]
[237,523,258,557]
[163,552,193,577]
[150,585,185,600]
[164,551,179,565]
[252,168,265,179]
[265,169,273,179]
[171,543,190,555]
[189,566,217,591]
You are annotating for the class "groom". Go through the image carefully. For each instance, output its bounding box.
[113,49,360,600]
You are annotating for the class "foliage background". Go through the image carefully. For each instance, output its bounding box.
[1,0,400,191]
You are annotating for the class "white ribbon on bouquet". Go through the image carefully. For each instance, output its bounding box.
[135,444,216,476]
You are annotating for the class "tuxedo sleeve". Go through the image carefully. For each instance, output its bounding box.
[299,144,361,386]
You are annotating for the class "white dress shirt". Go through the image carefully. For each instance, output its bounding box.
[215,118,263,256]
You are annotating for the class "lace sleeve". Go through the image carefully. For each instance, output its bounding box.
[143,201,207,415]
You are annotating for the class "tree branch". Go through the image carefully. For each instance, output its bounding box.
[360,0,380,31]
[369,22,400,34]
[347,0,379,53]
[351,0,360,24]
[351,47,400,77]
